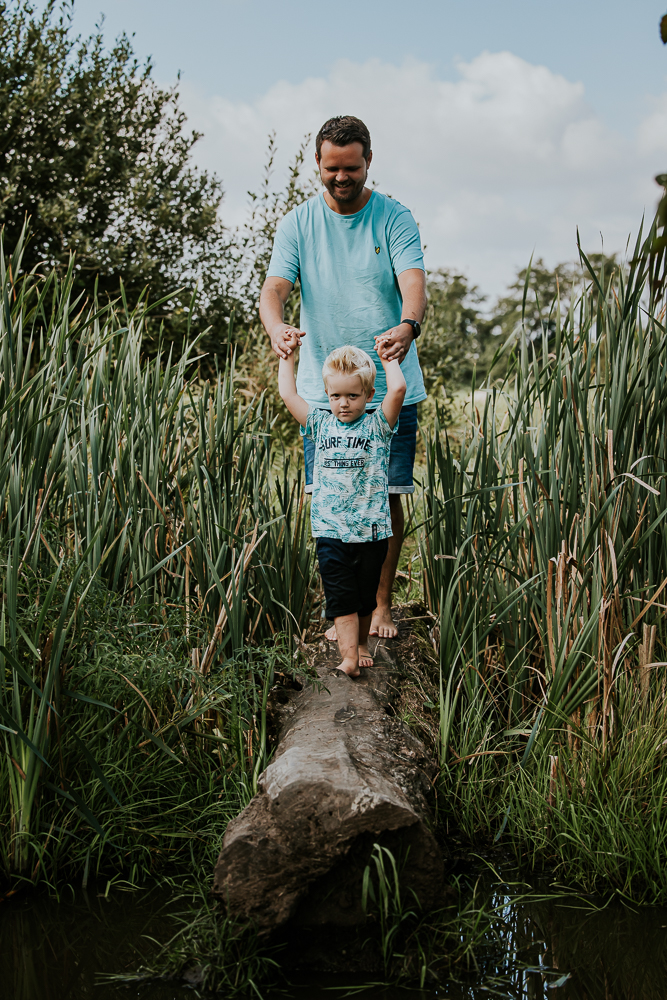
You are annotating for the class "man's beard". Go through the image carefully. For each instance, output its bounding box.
[326,176,366,203]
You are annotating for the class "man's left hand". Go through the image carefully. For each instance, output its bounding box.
[374,323,414,363]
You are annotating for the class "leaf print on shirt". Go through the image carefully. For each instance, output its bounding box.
[305,408,396,542]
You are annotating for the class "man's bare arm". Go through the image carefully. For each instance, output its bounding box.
[259,276,307,360]
[373,268,427,363]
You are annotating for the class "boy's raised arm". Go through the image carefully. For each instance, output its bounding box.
[377,342,407,429]
[278,351,309,427]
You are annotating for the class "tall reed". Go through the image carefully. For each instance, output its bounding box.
[420,227,667,898]
[0,230,316,882]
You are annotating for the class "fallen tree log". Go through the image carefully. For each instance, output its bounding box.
[212,628,444,934]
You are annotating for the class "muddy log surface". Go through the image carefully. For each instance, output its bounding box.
[212,615,444,934]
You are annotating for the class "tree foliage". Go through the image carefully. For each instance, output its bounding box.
[235,133,318,319]
[491,253,618,343]
[419,254,619,406]
[0,0,234,347]
[648,15,667,297]
[419,269,486,397]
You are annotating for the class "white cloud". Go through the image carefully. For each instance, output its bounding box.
[178,52,664,299]
[637,94,667,156]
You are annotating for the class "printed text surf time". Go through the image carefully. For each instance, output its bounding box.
[318,435,371,452]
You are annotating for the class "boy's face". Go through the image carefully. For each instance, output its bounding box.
[326,373,374,422]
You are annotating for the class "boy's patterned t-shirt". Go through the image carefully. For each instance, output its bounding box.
[304,407,396,542]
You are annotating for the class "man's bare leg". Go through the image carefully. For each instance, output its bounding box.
[369,494,403,638]
[334,612,361,677]
[325,497,405,642]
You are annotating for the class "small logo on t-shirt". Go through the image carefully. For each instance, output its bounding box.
[375,246,380,254]
[372,524,378,540]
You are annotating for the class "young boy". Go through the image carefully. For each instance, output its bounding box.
[278,341,406,677]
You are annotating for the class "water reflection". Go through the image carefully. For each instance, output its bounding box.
[1,872,667,999]
[0,885,190,1000]
[519,891,667,1000]
[446,876,667,1000]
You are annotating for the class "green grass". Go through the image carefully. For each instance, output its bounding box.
[6,207,667,994]
[417,223,667,902]
[119,846,543,995]
[0,227,317,888]
[104,884,284,997]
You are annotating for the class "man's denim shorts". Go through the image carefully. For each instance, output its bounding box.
[303,403,418,495]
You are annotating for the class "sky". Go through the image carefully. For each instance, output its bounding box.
[65,0,667,301]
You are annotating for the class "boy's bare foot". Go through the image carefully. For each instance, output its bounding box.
[369,605,398,638]
[359,644,373,668]
[336,658,360,678]
[325,623,337,641]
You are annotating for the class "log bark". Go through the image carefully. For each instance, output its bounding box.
[212,634,444,933]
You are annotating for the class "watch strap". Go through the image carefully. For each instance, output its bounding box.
[401,318,421,338]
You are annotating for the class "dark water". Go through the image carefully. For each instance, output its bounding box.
[1,871,667,1000]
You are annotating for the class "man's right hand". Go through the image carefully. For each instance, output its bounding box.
[259,277,306,359]
[270,324,306,360]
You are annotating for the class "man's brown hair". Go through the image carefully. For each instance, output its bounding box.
[315,116,372,159]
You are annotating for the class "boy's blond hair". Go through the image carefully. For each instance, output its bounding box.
[322,345,376,395]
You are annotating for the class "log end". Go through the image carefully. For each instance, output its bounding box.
[212,634,445,935]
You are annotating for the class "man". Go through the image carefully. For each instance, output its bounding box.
[259,115,427,639]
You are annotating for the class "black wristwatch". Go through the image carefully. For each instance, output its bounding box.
[401,318,421,339]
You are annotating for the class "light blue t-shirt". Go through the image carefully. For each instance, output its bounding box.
[305,406,396,542]
[267,191,427,409]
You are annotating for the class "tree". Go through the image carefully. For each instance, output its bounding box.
[418,269,486,398]
[648,14,667,297]
[0,1,233,348]
[491,254,617,343]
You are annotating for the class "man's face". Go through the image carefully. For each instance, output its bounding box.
[316,140,372,205]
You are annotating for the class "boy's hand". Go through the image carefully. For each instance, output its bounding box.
[284,329,301,354]
[270,324,306,360]
[373,323,413,363]
[375,336,391,362]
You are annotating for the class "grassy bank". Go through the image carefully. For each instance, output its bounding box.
[4,214,667,998]
[420,228,667,902]
[0,232,316,889]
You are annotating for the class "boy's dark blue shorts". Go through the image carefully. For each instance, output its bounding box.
[304,403,417,495]
[316,537,389,620]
